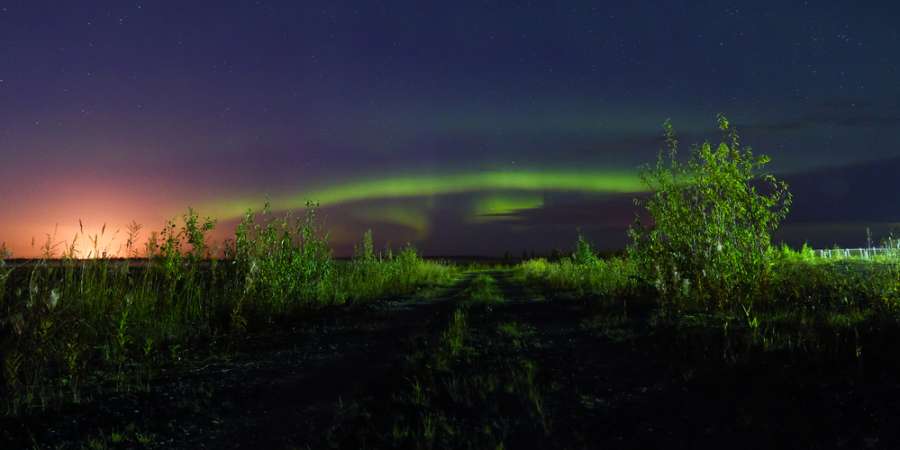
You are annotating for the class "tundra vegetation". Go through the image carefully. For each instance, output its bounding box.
[2,117,899,449]
[0,203,456,416]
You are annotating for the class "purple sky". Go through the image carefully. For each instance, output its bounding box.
[2,1,899,257]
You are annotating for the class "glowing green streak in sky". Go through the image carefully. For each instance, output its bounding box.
[206,169,641,220]
[471,193,544,220]
[353,204,430,237]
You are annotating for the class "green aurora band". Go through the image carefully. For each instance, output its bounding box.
[470,193,545,220]
[352,204,431,238]
[204,169,643,221]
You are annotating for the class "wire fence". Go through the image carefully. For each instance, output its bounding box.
[814,242,900,260]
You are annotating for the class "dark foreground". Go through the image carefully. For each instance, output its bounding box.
[4,270,900,449]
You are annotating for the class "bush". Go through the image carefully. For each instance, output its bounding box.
[628,115,792,311]
[571,233,599,266]
[229,201,335,318]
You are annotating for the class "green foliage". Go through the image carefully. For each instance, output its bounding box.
[342,234,457,303]
[768,253,900,313]
[231,201,334,316]
[337,288,549,450]
[628,115,792,311]
[517,257,638,300]
[462,273,504,306]
[441,308,469,359]
[0,204,457,414]
[354,229,376,264]
[497,321,536,349]
[571,233,599,265]
[777,243,817,263]
[182,208,217,261]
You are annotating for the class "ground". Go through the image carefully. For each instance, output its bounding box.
[4,270,900,449]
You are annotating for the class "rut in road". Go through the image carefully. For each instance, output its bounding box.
[206,272,479,449]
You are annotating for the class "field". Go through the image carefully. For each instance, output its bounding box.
[3,124,900,449]
[2,214,900,448]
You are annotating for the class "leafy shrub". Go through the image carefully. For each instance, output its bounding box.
[571,233,599,265]
[628,115,792,311]
[230,201,334,317]
[777,243,817,263]
[354,229,376,264]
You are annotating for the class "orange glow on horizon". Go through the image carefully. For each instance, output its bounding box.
[0,178,204,259]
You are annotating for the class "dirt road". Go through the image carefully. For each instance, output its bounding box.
[2,274,475,449]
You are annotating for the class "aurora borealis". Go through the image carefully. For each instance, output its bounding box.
[204,170,643,218]
[2,1,900,257]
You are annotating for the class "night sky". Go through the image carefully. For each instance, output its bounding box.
[2,1,899,257]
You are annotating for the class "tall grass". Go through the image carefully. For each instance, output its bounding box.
[522,235,899,312]
[0,204,456,414]
[767,245,900,313]
[518,257,638,298]
[338,231,455,303]
[516,235,900,369]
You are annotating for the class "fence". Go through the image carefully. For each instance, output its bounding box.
[814,245,900,259]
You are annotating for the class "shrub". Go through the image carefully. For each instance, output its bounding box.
[571,233,599,266]
[230,201,334,316]
[628,115,792,311]
[354,229,376,264]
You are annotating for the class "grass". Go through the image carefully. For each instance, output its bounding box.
[303,242,900,448]
[0,204,458,415]
[327,273,552,450]
[497,321,536,350]
[4,201,900,448]
[513,243,900,368]
[76,424,156,450]
[460,273,505,308]
[6,215,897,413]
[6,117,900,447]
[516,256,642,303]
